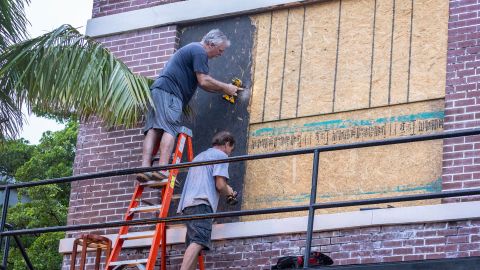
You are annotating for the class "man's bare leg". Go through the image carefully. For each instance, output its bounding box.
[136,129,163,181]
[152,131,175,179]
[141,129,163,167]
[158,131,175,165]
[180,243,203,270]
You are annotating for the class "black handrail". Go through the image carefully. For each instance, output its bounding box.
[0,128,478,190]
[1,187,479,237]
[0,128,479,269]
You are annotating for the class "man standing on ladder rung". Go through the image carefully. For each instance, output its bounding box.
[177,131,237,270]
[137,29,241,182]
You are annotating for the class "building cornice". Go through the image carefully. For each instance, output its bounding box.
[86,0,325,37]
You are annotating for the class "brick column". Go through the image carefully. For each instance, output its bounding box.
[442,0,480,199]
[63,26,179,269]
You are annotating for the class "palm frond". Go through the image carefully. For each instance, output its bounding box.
[0,0,30,49]
[0,89,22,140]
[0,0,29,140]
[0,24,153,137]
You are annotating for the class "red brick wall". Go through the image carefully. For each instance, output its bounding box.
[92,0,184,18]
[442,0,480,198]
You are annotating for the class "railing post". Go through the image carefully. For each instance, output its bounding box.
[0,186,10,268]
[1,235,9,270]
[304,150,320,268]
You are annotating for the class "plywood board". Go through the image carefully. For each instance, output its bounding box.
[280,7,304,119]
[370,0,393,107]
[243,99,444,220]
[297,1,339,117]
[250,13,272,123]
[389,0,412,105]
[409,0,448,102]
[334,0,375,111]
[264,9,288,121]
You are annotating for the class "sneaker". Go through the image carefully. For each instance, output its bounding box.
[152,170,169,180]
[136,172,154,182]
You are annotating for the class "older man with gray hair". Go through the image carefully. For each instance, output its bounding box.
[137,29,240,182]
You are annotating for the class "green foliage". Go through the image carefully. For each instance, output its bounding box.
[15,121,77,182]
[5,121,78,270]
[30,106,77,124]
[9,232,64,270]
[0,139,34,180]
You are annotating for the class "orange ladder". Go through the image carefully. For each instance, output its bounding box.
[105,127,204,270]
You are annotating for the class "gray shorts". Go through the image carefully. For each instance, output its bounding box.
[183,204,213,250]
[143,88,182,136]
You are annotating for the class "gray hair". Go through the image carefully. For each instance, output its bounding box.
[201,29,231,47]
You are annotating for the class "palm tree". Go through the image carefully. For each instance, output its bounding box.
[0,0,153,140]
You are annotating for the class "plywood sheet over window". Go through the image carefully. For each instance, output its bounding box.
[242,99,444,221]
[249,0,448,123]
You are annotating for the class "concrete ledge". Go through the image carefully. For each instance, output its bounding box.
[86,0,324,37]
[59,201,480,253]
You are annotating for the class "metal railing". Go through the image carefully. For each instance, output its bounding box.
[0,224,33,270]
[1,128,480,268]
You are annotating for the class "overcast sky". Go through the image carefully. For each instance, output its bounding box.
[20,0,93,144]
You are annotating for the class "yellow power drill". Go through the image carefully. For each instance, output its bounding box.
[223,77,242,104]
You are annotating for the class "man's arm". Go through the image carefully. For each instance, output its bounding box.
[215,175,234,196]
[196,73,238,96]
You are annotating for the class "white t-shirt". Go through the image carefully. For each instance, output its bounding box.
[177,148,229,213]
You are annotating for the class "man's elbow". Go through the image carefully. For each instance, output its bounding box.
[197,79,207,88]
[197,75,210,88]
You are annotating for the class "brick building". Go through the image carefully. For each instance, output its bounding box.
[60,0,480,269]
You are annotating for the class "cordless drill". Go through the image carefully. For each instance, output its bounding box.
[223,77,242,104]
[226,192,238,205]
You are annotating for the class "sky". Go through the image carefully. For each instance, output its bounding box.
[20,0,93,144]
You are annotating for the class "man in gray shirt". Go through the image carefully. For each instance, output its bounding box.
[137,29,241,182]
[177,131,236,270]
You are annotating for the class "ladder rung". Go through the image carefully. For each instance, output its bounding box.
[109,258,148,266]
[129,205,162,214]
[139,179,168,188]
[120,231,154,240]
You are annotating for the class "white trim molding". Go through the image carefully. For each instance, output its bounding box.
[86,0,324,37]
[59,201,480,253]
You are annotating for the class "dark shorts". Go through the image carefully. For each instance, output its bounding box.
[143,88,183,136]
[183,204,213,250]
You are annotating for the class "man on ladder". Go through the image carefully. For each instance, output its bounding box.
[177,131,237,270]
[137,29,241,182]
